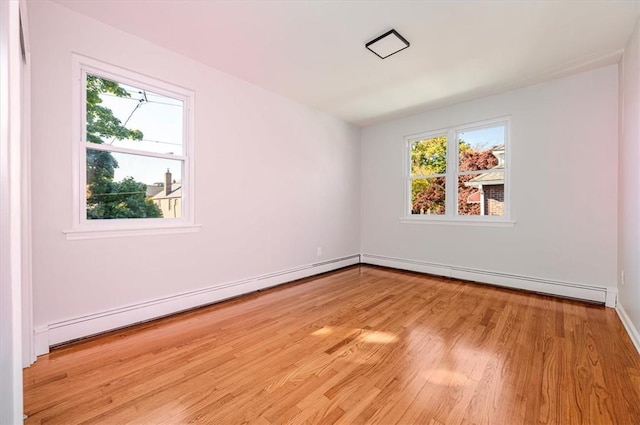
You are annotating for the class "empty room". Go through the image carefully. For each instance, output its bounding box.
[2,0,640,424]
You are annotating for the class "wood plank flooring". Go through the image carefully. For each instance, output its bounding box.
[23,265,640,424]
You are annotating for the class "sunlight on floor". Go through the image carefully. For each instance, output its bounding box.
[360,330,398,344]
[424,368,474,387]
[311,327,333,336]
[311,326,398,344]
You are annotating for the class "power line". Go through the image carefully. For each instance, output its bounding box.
[146,100,182,107]
[121,100,143,128]
[90,191,148,197]
[109,138,181,148]
[139,138,182,147]
[101,93,181,107]
[101,93,139,101]
[107,93,145,145]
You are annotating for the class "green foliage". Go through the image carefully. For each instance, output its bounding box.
[410,137,473,214]
[85,75,162,219]
[86,76,143,147]
[87,177,162,219]
[411,136,447,176]
[410,136,445,214]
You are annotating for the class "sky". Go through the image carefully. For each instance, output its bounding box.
[457,125,505,152]
[94,81,184,185]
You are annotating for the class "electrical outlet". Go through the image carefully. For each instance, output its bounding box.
[316,247,322,257]
[621,270,625,285]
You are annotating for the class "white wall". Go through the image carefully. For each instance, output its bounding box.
[618,17,640,351]
[361,66,618,295]
[27,0,634,357]
[29,1,360,349]
[1,0,24,422]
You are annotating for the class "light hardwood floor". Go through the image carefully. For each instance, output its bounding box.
[23,265,640,424]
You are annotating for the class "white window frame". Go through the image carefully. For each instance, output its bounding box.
[65,55,199,240]
[401,116,514,227]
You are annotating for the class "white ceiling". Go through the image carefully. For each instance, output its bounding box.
[53,0,639,127]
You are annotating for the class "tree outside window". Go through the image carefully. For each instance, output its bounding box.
[85,75,163,219]
[408,119,508,219]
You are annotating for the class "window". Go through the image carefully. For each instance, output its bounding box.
[67,55,197,239]
[405,117,510,223]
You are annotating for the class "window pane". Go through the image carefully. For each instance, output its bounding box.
[458,174,505,216]
[411,177,445,215]
[86,149,183,220]
[86,74,183,155]
[458,125,505,172]
[410,135,447,176]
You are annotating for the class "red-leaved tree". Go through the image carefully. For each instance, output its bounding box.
[457,150,499,215]
[412,177,446,215]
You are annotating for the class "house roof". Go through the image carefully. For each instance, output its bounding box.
[146,184,164,198]
[467,191,481,204]
[465,169,504,186]
[152,185,182,200]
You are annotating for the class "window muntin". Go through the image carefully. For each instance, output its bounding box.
[406,118,509,220]
[73,56,194,232]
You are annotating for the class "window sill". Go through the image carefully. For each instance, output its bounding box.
[63,224,202,240]
[399,217,516,227]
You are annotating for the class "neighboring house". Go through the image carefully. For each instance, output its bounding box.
[145,183,164,198]
[152,169,182,218]
[465,145,505,216]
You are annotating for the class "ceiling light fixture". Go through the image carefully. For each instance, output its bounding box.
[365,29,410,59]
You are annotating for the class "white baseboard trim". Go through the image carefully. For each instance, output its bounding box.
[362,254,614,306]
[616,303,640,356]
[33,326,49,356]
[33,253,619,357]
[34,255,360,355]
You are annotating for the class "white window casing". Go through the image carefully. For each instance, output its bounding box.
[401,116,515,227]
[65,55,200,240]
